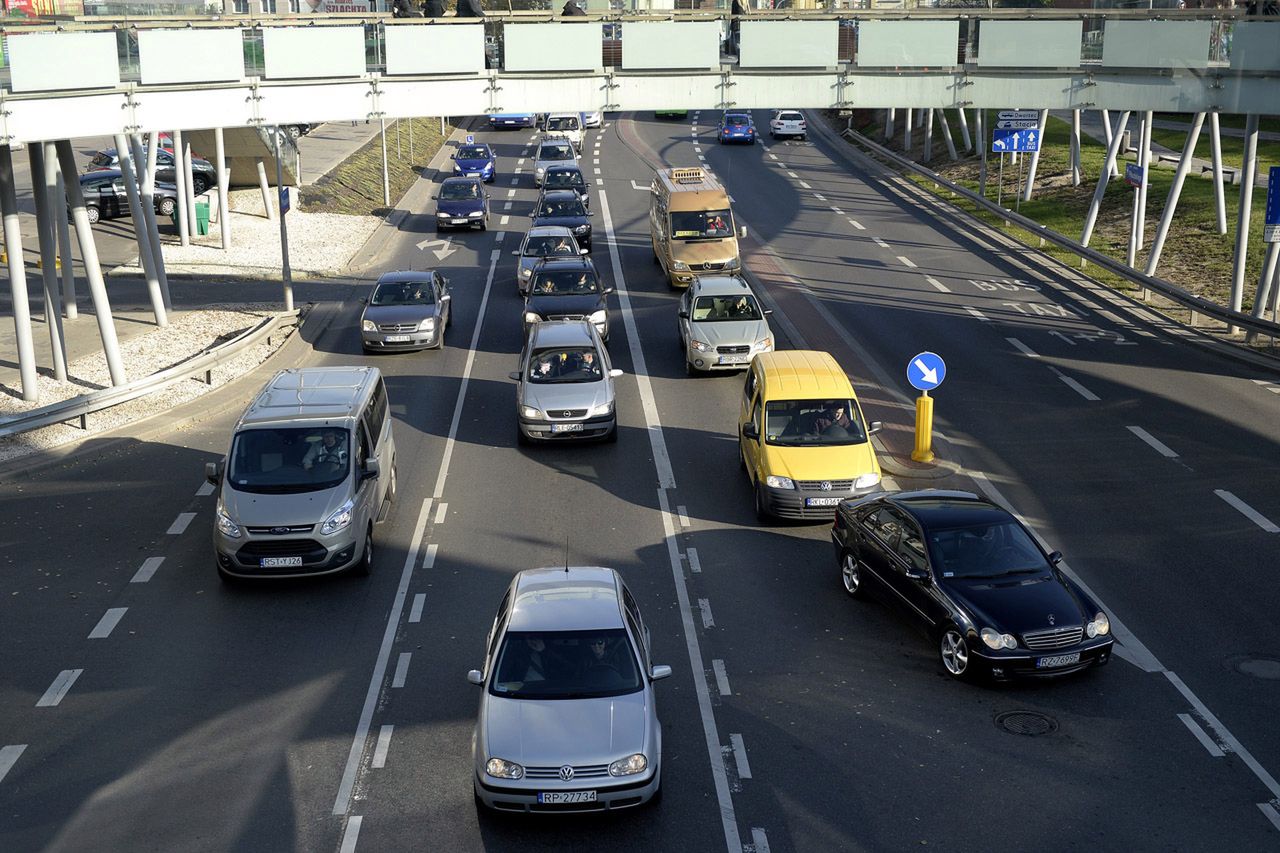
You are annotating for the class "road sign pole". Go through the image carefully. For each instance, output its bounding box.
[978,109,987,196]
[1126,181,1140,269]
[912,391,935,464]
[1015,154,1023,213]
[997,152,1004,209]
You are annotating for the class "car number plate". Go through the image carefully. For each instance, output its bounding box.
[452,218,469,225]
[551,423,584,433]
[805,497,842,507]
[537,790,597,804]
[1036,652,1081,669]
[384,335,411,343]
[466,172,481,177]
[718,354,749,365]
[260,556,303,568]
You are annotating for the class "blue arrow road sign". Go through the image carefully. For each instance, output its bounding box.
[1266,166,1280,243]
[992,127,1040,153]
[908,351,946,391]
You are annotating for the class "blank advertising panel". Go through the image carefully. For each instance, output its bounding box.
[8,32,120,93]
[504,23,602,73]
[856,21,960,68]
[139,29,246,86]
[262,26,367,80]
[977,21,1082,69]
[385,24,485,75]
[1102,21,1211,69]
[740,21,838,69]
[1231,23,1280,72]
[622,22,720,71]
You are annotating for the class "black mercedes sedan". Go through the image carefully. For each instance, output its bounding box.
[523,257,612,343]
[531,189,592,250]
[830,490,1113,682]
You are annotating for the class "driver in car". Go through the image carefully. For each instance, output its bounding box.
[302,429,348,470]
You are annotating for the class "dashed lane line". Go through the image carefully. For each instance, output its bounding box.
[1127,426,1178,458]
[408,594,425,624]
[926,276,950,293]
[1214,490,1279,533]
[712,659,731,696]
[730,733,752,779]
[434,502,448,524]
[849,219,865,231]
[371,726,393,769]
[166,513,196,535]
[36,669,83,708]
[872,237,889,249]
[677,505,691,527]
[896,256,917,269]
[493,232,504,244]
[751,828,772,853]
[813,193,826,201]
[798,180,812,189]
[421,543,438,569]
[686,547,702,574]
[88,608,127,640]
[786,171,798,179]
[195,481,214,497]
[1178,713,1225,757]
[699,598,715,628]
[1006,337,1039,358]
[830,207,843,215]
[964,306,989,322]
[500,215,509,226]
[130,557,164,584]
[0,745,25,784]
[506,189,515,198]
[1259,803,1280,833]
[392,653,411,688]
[1049,367,1101,401]
[339,816,362,853]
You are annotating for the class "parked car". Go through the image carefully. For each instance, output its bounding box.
[489,113,537,130]
[433,176,490,231]
[533,136,579,186]
[468,566,669,811]
[769,109,807,140]
[718,112,757,144]
[676,274,773,374]
[541,163,590,209]
[77,170,179,224]
[452,143,497,183]
[581,110,603,129]
[514,225,585,296]
[87,148,217,195]
[523,256,611,342]
[531,189,593,250]
[831,490,1114,682]
[360,270,452,353]
[510,321,622,444]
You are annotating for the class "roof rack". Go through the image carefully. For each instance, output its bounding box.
[671,167,705,184]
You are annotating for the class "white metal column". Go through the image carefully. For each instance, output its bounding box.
[1021,108,1050,202]
[1144,112,1205,277]
[114,134,166,327]
[1209,112,1227,235]
[1229,114,1261,317]
[130,134,172,312]
[215,127,231,250]
[29,143,67,383]
[51,165,77,320]
[1081,110,1131,247]
[1,145,39,401]
[173,130,190,245]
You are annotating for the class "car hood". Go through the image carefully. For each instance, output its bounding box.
[524,378,612,413]
[670,239,739,266]
[438,197,485,215]
[690,319,768,347]
[533,214,589,230]
[943,573,1093,637]
[760,441,879,482]
[536,159,576,172]
[525,293,604,316]
[221,480,351,527]
[362,304,437,324]
[483,692,649,767]
[455,158,493,171]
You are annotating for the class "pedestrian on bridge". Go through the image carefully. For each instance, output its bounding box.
[455,0,484,16]
[422,0,445,14]
[561,0,587,15]
[392,0,421,16]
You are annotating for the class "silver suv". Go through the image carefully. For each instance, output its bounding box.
[468,566,670,813]
[677,274,774,374]
[510,320,622,444]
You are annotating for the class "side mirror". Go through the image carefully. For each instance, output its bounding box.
[905,567,930,582]
[204,460,222,486]
[741,423,759,441]
[359,296,368,304]
[430,194,438,200]
[361,457,380,482]
[508,371,522,381]
[579,248,589,255]
[763,308,773,316]
[466,669,484,686]
[739,226,747,238]
[587,210,595,217]
[511,249,521,255]
[603,286,615,294]
[441,293,451,302]
[1048,550,1064,566]
[650,665,672,681]
[678,310,688,319]
[609,368,624,378]
[868,421,883,435]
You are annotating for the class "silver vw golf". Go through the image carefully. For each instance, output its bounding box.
[468,566,671,813]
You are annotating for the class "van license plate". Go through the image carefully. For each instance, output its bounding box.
[537,790,596,804]
[551,423,583,433]
[805,497,842,507]
[260,556,303,568]
[1036,652,1081,669]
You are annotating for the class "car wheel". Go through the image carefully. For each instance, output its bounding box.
[354,526,374,577]
[387,464,397,502]
[754,481,770,523]
[85,205,101,224]
[939,628,973,680]
[158,198,175,217]
[287,125,302,140]
[193,177,210,195]
[840,551,864,598]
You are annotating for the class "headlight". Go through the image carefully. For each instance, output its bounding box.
[535,167,545,177]
[485,757,524,780]
[1086,611,1110,638]
[753,336,774,352]
[980,627,1018,650]
[671,260,689,271]
[520,405,543,420]
[765,475,794,489]
[436,211,449,219]
[523,312,542,324]
[417,317,436,332]
[854,472,881,490]
[589,309,607,325]
[724,257,741,270]
[320,499,355,536]
[609,753,648,777]
[589,400,614,416]
[452,164,462,173]
[689,338,712,353]
[520,267,532,279]
[215,505,241,539]
[361,319,377,332]
[469,210,484,218]
[573,224,590,234]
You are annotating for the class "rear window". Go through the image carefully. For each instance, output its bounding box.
[779,112,804,121]
[540,143,575,161]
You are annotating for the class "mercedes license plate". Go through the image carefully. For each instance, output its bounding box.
[1036,652,1081,669]
[384,335,411,343]
[805,497,842,507]
[537,790,597,804]
[551,423,584,433]
[718,355,749,365]
[260,556,303,568]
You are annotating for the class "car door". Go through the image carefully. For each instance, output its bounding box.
[434,272,450,327]
[354,421,375,525]
[677,288,693,346]
[741,394,764,483]
[853,506,901,596]
[878,510,941,631]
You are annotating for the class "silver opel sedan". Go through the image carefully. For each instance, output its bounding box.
[469,566,670,813]
[510,320,621,444]
[360,270,452,352]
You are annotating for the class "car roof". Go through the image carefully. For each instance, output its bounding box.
[539,189,581,201]
[508,567,624,632]
[530,319,599,349]
[544,164,583,174]
[240,367,376,426]
[82,169,122,180]
[754,350,851,398]
[883,490,1014,529]
[375,270,436,283]
[539,135,574,147]
[724,113,751,120]
[533,256,595,272]
[692,275,753,297]
[524,225,574,239]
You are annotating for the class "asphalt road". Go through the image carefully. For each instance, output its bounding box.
[1,113,1278,852]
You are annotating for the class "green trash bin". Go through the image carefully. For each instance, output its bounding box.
[194,201,210,236]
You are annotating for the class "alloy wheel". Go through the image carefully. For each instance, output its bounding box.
[840,552,862,597]
[940,629,969,678]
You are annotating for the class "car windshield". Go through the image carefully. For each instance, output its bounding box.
[457,146,489,159]
[371,280,435,306]
[227,427,350,494]
[527,346,604,383]
[670,209,734,240]
[764,399,867,446]
[545,170,585,189]
[540,144,575,161]
[928,521,1047,579]
[538,198,586,218]
[490,629,642,700]
[440,182,481,200]
[545,117,578,131]
[692,294,762,322]
[524,235,578,257]
[724,115,750,127]
[90,152,114,168]
[530,269,600,295]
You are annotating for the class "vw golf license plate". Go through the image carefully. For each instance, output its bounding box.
[805,497,842,507]
[537,791,597,804]
[260,556,303,568]
[551,423,584,433]
[1036,652,1081,669]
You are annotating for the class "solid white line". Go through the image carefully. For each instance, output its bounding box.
[1259,803,1280,833]
[926,276,950,293]
[1007,337,1040,358]
[408,594,425,624]
[195,481,214,497]
[130,556,164,584]
[1127,426,1178,458]
[730,733,752,779]
[1057,374,1101,402]
[392,653,411,688]
[712,659,731,696]
[873,237,889,249]
[36,669,83,708]
[166,512,196,535]
[0,745,25,784]
[372,725,393,769]
[332,498,431,815]
[686,547,702,574]
[751,828,772,853]
[897,256,917,268]
[813,193,826,201]
[88,608,127,640]
[434,502,448,525]
[500,215,509,226]
[699,598,715,628]
[964,306,989,322]
[1214,490,1279,533]
[1165,670,1280,800]
[421,543,438,569]
[798,181,812,189]
[339,816,362,853]
[677,505,691,527]
[1177,713,1225,757]
[849,219,865,230]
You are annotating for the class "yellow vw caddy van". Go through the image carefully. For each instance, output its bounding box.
[738,351,883,522]
[649,167,742,288]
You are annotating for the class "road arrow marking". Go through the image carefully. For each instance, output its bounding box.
[415,237,458,261]
[913,358,938,385]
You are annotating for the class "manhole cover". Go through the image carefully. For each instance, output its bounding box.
[995,710,1058,737]
[1237,657,1280,680]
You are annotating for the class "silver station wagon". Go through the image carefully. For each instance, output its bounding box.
[677,274,774,374]
[468,566,671,813]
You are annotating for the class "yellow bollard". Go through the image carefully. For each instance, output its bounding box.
[911,391,935,463]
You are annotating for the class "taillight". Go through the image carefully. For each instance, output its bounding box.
[799,122,807,128]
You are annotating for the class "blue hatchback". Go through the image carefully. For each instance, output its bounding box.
[452,143,496,183]
[719,113,757,145]
[435,177,490,232]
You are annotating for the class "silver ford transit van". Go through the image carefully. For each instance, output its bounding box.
[207,366,396,582]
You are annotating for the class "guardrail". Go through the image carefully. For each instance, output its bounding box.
[840,126,1280,343]
[0,309,300,440]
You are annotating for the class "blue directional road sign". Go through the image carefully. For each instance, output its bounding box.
[465,134,475,145]
[907,351,946,392]
[1125,163,1143,188]
[279,187,290,216]
[1266,166,1280,243]
[992,127,1040,154]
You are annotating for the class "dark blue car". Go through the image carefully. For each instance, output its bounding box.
[452,143,496,183]
[719,113,757,145]
[489,113,537,129]
[434,177,490,232]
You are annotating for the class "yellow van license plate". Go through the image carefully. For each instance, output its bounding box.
[261,557,303,568]
[805,497,842,507]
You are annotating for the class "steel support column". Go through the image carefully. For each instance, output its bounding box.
[956,107,972,153]
[1135,111,1153,250]
[215,127,231,249]
[380,117,391,208]
[937,108,958,161]
[273,127,294,312]
[1021,109,1049,202]
[114,134,166,327]
[1,145,39,401]
[1210,111,1227,235]
[1070,109,1081,186]
[1081,110,1131,247]
[29,143,67,382]
[173,130,190,245]
[257,160,275,220]
[903,107,913,154]
[1250,242,1279,327]
[885,107,894,142]
[1100,109,1119,177]
[923,108,934,162]
[1229,114,1260,317]
[978,109,987,196]
[130,134,171,311]
[1144,112,1205,277]
[183,140,198,235]
[52,168,77,319]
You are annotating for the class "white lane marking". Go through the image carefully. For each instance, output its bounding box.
[1006,337,1040,358]
[37,669,83,708]
[964,306,989,322]
[130,556,164,584]
[657,490,741,853]
[1252,379,1280,395]
[896,256,917,269]
[1050,368,1100,402]
[332,497,432,815]
[686,547,702,574]
[434,502,448,525]
[408,594,425,624]
[596,178,604,186]
[166,513,196,535]
[88,608,127,640]
[517,158,525,165]
[751,828,772,853]
[1259,803,1280,833]
[629,180,647,191]
[493,232,504,244]
[0,745,25,784]
[677,505,691,527]
[830,206,843,215]
[503,202,512,211]
[849,219,865,230]
[392,653,411,688]
[926,276,950,293]
[1178,713,1225,757]
[712,659,731,696]
[798,181,812,189]
[372,725,393,769]
[694,146,702,153]
[1049,330,1078,346]
[339,815,361,853]
[813,193,826,201]
[509,177,518,186]
[873,237,889,249]
[513,167,523,174]
[1127,426,1178,458]
[730,733,752,779]
[506,189,515,198]
[500,215,509,226]
[768,153,778,160]
[195,481,214,497]
[787,171,798,179]
[597,189,675,488]
[1165,669,1280,800]
[1214,490,1279,533]
[699,598,715,628]
[593,158,600,165]
[594,167,601,174]
[421,543,438,569]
